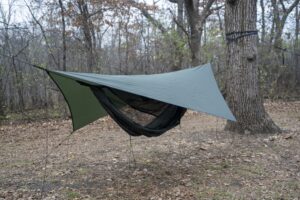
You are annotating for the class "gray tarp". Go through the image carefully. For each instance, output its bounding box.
[48,63,236,131]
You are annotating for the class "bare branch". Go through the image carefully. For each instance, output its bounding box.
[286,0,300,15]
[168,8,191,46]
[279,0,286,12]
[24,0,59,68]
[128,0,167,33]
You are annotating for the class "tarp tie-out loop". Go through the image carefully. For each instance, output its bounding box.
[226,30,258,43]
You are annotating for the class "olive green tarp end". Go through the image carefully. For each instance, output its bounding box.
[46,63,236,136]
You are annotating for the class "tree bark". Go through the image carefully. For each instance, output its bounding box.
[169,0,185,71]
[215,1,224,40]
[224,0,281,133]
[184,0,216,66]
[77,0,95,72]
[185,0,201,66]
[295,5,300,85]
[269,16,275,47]
[58,0,67,71]
[260,0,266,42]
[175,0,184,70]
[0,67,5,116]
[177,0,184,38]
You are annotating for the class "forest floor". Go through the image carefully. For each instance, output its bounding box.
[0,100,300,200]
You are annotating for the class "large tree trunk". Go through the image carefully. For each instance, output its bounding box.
[224,0,281,133]
[296,5,300,85]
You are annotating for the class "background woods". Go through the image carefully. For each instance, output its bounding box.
[0,0,299,122]
[1,1,300,199]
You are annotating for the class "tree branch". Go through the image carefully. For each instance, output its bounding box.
[286,0,300,15]
[128,0,167,33]
[199,0,217,28]
[279,0,286,12]
[24,0,59,68]
[168,8,191,48]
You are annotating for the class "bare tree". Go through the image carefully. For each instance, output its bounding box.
[169,0,185,70]
[224,0,281,133]
[260,0,266,42]
[0,2,28,112]
[76,0,96,71]
[25,1,59,68]
[184,0,216,66]
[295,4,300,85]
[271,0,300,48]
[58,0,67,71]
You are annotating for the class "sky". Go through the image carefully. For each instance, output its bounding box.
[0,0,30,24]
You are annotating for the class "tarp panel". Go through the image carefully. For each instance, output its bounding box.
[47,64,236,132]
[48,71,107,131]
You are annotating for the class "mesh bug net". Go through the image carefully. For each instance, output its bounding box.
[91,86,187,137]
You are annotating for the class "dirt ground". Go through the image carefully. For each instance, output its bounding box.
[0,101,300,200]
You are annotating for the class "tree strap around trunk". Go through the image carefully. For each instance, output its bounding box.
[226,30,258,43]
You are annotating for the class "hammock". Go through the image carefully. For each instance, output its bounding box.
[45,63,235,137]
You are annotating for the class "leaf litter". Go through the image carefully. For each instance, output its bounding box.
[0,101,299,199]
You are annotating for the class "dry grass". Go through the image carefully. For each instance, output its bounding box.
[0,101,300,199]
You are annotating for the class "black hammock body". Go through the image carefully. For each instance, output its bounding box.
[91,86,186,137]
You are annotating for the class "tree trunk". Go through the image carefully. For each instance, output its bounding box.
[59,0,67,71]
[274,21,285,49]
[224,0,281,133]
[77,0,95,72]
[260,0,266,42]
[118,21,122,73]
[125,13,130,74]
[296,5,300,85]
[177,0,184,38]
[174,0,184,71]
[167,0,186,71]
[0,67,5,116]
[185,0,201,66]
[269,17,275,46]
[215,1,224,40]
[185,0,215,67]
